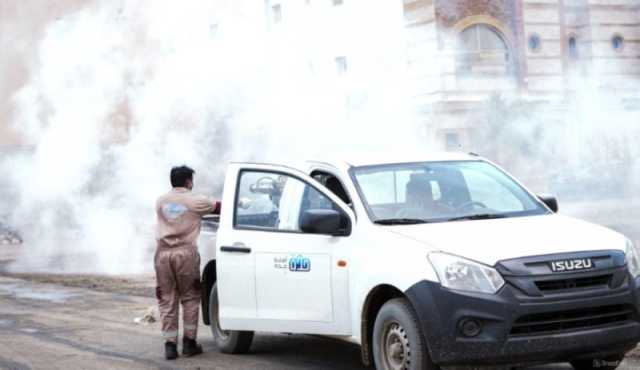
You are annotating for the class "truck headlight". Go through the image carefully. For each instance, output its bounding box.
[626,240,640,278]
[429,252,505,294]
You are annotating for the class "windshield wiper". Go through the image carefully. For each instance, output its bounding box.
[446,213,507,222]
[373,218,430,225]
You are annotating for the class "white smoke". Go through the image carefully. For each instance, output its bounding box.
[463,58,640,239]
[2,1,639,274]
[2,0,418,274]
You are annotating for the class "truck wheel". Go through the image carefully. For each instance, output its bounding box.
[372,298,438,370]
[209,282,254,354]
[570,354,625,370]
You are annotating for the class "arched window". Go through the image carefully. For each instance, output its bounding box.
[456,24,514,80]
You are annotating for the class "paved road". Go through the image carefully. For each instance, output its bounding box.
[1,276,640,370]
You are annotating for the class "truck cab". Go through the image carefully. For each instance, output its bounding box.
[201,153,640,370]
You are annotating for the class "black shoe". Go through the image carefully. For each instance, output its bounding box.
[165,341,178,360]
[182,337,203,357]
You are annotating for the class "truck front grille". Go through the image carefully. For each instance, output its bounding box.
[534,274,612,292]
[510,304,634,336]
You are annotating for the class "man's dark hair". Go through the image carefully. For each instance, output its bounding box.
[170,165,195,188]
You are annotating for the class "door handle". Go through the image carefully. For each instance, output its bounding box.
[220,243,251,254]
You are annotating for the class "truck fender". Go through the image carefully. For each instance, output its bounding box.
[359,284,404,366]
[359,282,443,366]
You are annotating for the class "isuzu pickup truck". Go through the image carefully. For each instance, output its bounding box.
[200,153,640,370]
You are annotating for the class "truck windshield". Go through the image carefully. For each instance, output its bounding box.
[352,161,549,224]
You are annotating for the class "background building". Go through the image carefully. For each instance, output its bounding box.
[403,0,640,151]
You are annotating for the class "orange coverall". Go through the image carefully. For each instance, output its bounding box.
[155,187,219,342]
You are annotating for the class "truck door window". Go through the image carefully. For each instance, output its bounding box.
[311,171,352,206]
[235,170,344,233]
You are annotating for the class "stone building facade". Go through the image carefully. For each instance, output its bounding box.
[404,0,640,151]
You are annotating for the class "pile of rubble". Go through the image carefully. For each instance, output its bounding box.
[0,222,22,245]
[134,306,158,325]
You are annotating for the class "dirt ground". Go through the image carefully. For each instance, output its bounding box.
[0,271,156,298]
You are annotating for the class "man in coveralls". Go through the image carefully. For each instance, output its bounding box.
[155,165,220,360]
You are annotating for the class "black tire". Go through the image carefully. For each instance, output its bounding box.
[372,298,438,370]
[570,353,625,370]
[209,282,254,354]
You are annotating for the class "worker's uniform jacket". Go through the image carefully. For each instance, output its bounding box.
[154,187,218,341]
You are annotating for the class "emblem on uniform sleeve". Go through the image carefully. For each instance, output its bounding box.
[163,203,188,220]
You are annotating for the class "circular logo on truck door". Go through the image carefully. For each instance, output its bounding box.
[289,255,311,272]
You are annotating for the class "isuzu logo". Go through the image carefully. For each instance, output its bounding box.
[549,258,594,272]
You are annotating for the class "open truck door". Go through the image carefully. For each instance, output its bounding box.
[215,163,354,335]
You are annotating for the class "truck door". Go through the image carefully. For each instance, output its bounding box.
[216,164,354,335]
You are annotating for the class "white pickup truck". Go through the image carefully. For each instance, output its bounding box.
[199,153,640,370]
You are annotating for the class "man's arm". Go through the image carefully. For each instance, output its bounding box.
[192,195,221,216]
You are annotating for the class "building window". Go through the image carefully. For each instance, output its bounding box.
[446,133,460,151]
[271,4,282,24]
[611,34,624,52]
[456,24,514,79]
[335,56,348,75]
[568,35,578,59]
[528,34,542,53]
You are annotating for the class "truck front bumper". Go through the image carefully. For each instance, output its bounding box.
[405,278,640,366]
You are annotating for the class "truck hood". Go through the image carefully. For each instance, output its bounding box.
[386,214,627,266]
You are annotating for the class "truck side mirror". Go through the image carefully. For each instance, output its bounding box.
[300,209,350,236]
[537,194,559,213]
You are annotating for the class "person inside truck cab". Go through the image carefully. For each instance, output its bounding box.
[399,173,451,218]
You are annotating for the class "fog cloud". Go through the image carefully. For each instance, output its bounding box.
[1,1,638,273]
[2,1,418,274]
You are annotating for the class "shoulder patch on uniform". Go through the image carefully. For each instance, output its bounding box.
[163,203,188,220]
